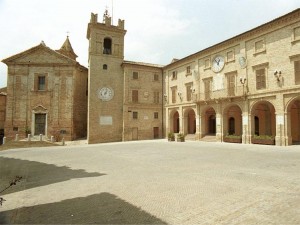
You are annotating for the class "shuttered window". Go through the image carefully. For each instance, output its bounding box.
[172,87,177,103]
[256,69,266,90]
[132,90,138,102]
[153,92,159,104]
[295,60,300,85]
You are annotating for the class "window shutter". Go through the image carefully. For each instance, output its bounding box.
[132,90,138,102]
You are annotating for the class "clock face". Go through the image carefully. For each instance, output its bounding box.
[212,55,225,73]
[98,87,114,101]
[239,56,247,68]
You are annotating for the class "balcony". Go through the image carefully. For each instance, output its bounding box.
[193,86,246,103]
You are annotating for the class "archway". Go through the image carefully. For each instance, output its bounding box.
[184,109,196,134]
[286,98,300,144]
[169,110,180,133]
[203,107,216,135]
[251,101,276,139]
[223,104,242,136]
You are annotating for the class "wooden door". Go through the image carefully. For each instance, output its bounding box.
[35,114,46,135]
[153,127,159,139]
[132,127,138,140]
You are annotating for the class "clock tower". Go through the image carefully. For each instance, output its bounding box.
[87,11,126,143]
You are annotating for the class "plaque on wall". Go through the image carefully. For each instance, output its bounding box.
[100,116,113,125]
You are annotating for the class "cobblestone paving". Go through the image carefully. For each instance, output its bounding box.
[0,140,300,224]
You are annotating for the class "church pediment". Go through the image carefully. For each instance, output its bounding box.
[32,105,48,113]
[2,43,76,65]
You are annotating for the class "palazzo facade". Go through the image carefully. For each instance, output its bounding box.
[164,9,300,146]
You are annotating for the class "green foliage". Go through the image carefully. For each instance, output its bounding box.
[253,135,274,140]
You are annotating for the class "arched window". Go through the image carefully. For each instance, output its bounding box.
[103,38,112,55]
[228,117,235,135]
[103,64,108,70]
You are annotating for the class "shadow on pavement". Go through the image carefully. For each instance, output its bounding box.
[0,157,104,195]
[0,192,167,224]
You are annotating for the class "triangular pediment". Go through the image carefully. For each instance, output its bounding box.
[2,44,76,65]
[32,104,48,113]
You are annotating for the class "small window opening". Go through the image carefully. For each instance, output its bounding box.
[103,38,112,55]
[103,64,108,70]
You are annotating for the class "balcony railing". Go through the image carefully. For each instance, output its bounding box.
[193,86,246,102]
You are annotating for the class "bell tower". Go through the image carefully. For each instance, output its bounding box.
[87,11,126,144]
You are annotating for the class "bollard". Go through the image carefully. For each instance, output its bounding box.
[62,138,65,146]
[39,134,42,141]
[15,134,19,141]
[3,137,6,145]
[51,136,55,143]
[27,134,31,142]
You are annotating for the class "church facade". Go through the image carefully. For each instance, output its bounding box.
[1,9,300,146]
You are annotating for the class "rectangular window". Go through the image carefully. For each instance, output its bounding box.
[256,69,266,90]
[227,51,234,62]
[186,66,191,75]
[38,76,46,91]
[186,84,192,101]
[153,91,160,104]
[295,60,300,84]
[154,112,159,119]
[133,72,139,80]
[227,74,235,96]
[171,87,177,103]
[132,90,139,102]
[153,73,159,81]
[133,112,138,119]
[172,71,177,80]
[204,59,210,69]
[294,27,300,40]
[204,79,211,100]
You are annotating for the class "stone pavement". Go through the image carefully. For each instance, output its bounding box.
[0,140,300,224]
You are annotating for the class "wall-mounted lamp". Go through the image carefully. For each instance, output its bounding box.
[190,87,196,93]
[240,77,247,84]
[177,92,183,100]
[274,70,282,82]
[163,94,168,102]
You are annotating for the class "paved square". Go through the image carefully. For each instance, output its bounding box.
[0,141,300,224]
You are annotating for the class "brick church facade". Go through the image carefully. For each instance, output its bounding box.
[1,8,300,146]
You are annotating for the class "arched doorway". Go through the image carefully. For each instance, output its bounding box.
[169,110,180,133]
[287,98,300,145]
[203,107,216,135]
[251,101,276,140]
[223,104,242,136]
[184,109,196,134]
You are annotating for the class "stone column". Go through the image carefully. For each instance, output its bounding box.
[275,114,285,146]
[216,113,222,142]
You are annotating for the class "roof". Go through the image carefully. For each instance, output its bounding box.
[56,36,78,60]
[122,60,164,68]
[2,41,78,65]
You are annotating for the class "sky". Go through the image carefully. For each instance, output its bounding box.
[0,0,299,88]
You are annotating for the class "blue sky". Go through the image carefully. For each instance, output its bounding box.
[0,0,299,88]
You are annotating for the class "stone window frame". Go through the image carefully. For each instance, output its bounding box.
[153,73,159,82]
[34,73,48,91]
[186,66,192,76]
[171,71,177,80]
[289,54,300,85]
[253,38,266,56]
[153,91,160,104]
[171,86,177,104]
[226,49,235,63]
[294,60,300,85]
[291,25,300,45]
[185,82,193,102]
[154,112,159,119]
[132,90,139,103]
[132,111,138,119]
[204,58,211,70]
[252,62,269,90]
[132,71,139,80]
